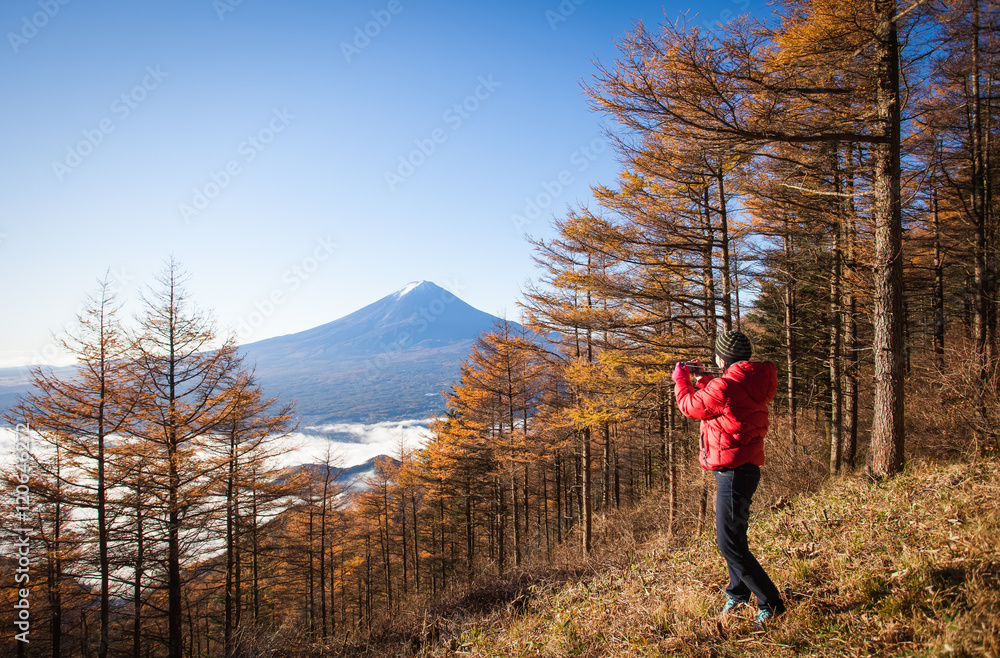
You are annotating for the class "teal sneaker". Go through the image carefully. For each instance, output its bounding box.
[720,594,745,616]
[754,607,783,629]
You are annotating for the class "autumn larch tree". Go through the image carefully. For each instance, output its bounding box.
[6,274,141,658]
[130,259,243,658]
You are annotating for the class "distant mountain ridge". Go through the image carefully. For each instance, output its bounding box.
[278,455,400,491]
[239,281,509,424]
[0,281,512,429]
[243,280,497,359]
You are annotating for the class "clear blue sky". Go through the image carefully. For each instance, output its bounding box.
[1,0,760,367]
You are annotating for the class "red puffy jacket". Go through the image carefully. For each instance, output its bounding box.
[674,361,778,470]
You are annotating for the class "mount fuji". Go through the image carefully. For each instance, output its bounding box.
[0,282,508,427]
[239,281,508,424]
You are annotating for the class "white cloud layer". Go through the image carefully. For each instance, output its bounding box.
[0,419,434,473]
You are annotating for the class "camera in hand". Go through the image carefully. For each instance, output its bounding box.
[684,361,722,376]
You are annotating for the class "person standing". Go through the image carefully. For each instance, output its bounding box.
[672,330,785,625]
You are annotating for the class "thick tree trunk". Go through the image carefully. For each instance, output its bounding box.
[869,0,906,478]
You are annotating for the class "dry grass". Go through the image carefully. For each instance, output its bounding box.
[402,458,1000,657]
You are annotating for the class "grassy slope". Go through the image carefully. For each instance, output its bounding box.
[418,459,1000,657]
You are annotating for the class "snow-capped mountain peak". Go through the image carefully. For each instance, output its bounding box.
[236,281,514,423]
[395,281,428,297]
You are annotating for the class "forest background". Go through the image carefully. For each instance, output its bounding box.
[2,0,999,655]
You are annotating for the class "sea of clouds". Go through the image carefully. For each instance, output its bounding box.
[0,419,433,472]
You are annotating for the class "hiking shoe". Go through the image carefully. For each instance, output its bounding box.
[753,607,783,629]
[720,594,746,616]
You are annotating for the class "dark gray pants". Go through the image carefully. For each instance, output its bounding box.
[714,464,784,613]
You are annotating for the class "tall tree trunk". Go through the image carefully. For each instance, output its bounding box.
[543,460,551,560]
[411,492,420,593]
[307,506,315,634]
[465,482,474,581]
[320,473,330,636]
[716,171,734,331]
[496,478,506,575]
[968,0,994,446]
[581,428,592,555]
[401,487,409,595]
[602,423,612,507]
[933,188,945,369]
[50,450,62,658]
[225,437,237,657]
[657,391,667,492]
[133,467,144,658]
[252,472,261,622]
[554,450,562,544]
[869,0,906,478]
[829,149,844,475]
[702,187,720,338]
[97,415,109,658]
[512,471,521,568]
[381,484,392,613]
[668,396,678,535]
[784,229,798,446]
[844,144,860,469]
[167,426,183,658]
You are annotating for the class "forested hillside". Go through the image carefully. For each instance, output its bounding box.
[401,459,1000,657]
[2,0,998,656]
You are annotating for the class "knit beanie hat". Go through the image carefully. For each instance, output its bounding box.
[715,330,752,363]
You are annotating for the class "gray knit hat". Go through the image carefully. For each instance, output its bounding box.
[715,330,752,362]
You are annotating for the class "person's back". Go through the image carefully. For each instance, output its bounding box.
[672,331,785,627]
[676,360,777,470]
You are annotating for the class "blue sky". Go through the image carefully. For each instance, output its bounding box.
[1,0,758,367]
